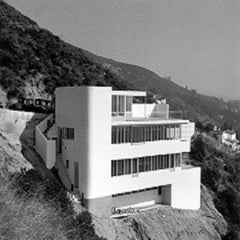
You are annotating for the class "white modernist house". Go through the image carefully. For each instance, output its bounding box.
[35,86,201,216]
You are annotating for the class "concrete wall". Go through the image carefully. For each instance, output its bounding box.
[181,122,195,141]
[0,109,35,121]
[109,166,201,210]
[111,140,191,160]
[84,196,112,217]
[132,104,155,118]
[131,103,169,119]
[55,87,112,199]
[171,167,201,210]
[35,114,56,169]
[150,104,169,118]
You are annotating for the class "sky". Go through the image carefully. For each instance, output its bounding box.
[5,0,240,100]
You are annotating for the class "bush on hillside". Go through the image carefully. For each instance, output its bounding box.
[4,169,105,240]
[190,133,240,236]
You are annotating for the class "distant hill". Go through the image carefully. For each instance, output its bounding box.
[1,0,240,133]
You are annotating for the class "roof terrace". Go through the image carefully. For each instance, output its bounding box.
[112,90,183,122]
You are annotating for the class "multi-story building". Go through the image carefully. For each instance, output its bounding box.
[35,86,201,216]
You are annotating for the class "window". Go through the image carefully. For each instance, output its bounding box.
[119,96,124,115]
[111,161,117,177]
[145,156,151,171]
[152,125,158,141]
[132,126,145,143]
[66,160,69,169]
[132,158,138,174]
[176,154,181,167]
[125,159,131,175]
[112,95,117,114]
[125,126,131,143]
[117,160,124,176]
[170,154,175,168]
[126,96,132,112]
[145,125,151,141]
[152,156,158,170]
[111,153,182,177]
[111,124,181,144]
[61,127,74,140]
[158,186,162,195]
[112,95,125,116]
[139,157,144,172]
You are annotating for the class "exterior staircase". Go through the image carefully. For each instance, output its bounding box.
[43,118,55,137]
[55,153,72,190]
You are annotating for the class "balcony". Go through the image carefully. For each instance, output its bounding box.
[112,103,183,122]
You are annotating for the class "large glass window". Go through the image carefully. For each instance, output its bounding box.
[139,157,145,172]
[117,160,124,176]
[132,158,138,174]
[112,124,181,144]
[112,95,117,114]
[112,95,126,116]
[126,96,132,112]
[111,161,117,177]
[111,153,182,177]
[132,126,145,143]
[125,159,131,174]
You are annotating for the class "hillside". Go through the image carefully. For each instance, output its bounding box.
[0,108,228,239]
[0,0,133,100]
[1,0,240,133]
[94,185,227,240]
[190,132,240,238]
[1,1,240,239]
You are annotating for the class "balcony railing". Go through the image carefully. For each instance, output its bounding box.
[112,110,184,122]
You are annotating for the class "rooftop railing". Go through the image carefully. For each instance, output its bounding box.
[112,110,184,121]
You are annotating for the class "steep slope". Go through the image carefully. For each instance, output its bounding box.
[93,185,227,240]
[0,0,132,100]
[190,132,240,237]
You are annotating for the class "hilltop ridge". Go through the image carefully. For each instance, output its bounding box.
[1,0,240,134]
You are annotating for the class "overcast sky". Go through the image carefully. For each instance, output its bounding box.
[5,0,240,100]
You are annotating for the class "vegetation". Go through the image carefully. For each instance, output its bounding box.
[2,0,240,133]
[0,169,104,240]
[190,133,240,239]
[2,1,240,238]
[0,0,132,100]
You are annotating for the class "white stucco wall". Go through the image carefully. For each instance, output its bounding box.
[131,103,169,119]
[35,115,56,169]
[110,140,190,160]
[222,132,236,142]
[55,86,200,212]
[56,87,112,198]
[132,104,155,118]
[181,122,195,141]
[109,166,201,210]
[171,167,201,210]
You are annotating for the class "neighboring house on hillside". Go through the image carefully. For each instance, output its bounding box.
[35,86,201,216]
[222,130,240,151]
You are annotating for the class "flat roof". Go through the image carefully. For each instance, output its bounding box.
[112,90,146,97]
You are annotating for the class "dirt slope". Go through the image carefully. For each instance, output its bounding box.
[0,109,46,174]
[93,185,227,240]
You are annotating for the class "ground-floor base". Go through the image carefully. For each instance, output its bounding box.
[83,184,172,217]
